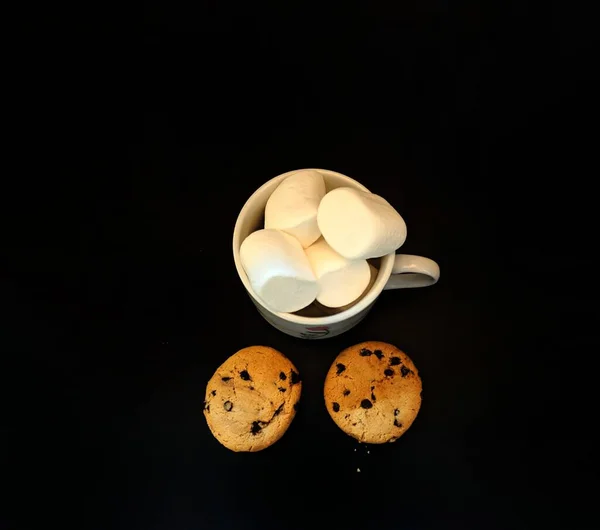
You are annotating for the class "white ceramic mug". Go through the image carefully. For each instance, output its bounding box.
[232,169,440,339]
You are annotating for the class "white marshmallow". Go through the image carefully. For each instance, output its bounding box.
[317,187,407,260]
[264,170,326,248]
[240,229,318,313]
[314,263,379,315]
[305,238,371,308]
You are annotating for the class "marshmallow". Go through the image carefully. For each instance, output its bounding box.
[305,238,371,308]
[240,229,318,313]
[317,187,407,260]
[314,263,379,315]
[264,170,326,248]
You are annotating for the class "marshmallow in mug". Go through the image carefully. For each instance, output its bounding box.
[305,238,371,308]
[240,228,318,313]
[317,187,407,260]
[264,169,326,248]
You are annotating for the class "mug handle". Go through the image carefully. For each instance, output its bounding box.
[383,254,440,290]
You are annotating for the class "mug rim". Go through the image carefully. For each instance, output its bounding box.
[232,168,394,325]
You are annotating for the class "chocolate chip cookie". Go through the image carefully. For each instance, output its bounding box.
[204,346,302,452]
[324,341,422,443]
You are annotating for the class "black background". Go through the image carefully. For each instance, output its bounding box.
[4,3,598,529]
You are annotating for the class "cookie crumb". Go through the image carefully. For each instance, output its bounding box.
[357,468,361,473]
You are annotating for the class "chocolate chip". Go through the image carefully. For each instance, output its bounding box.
[400,366,412,377]
[359,348,373,356]
[394,419,403,428]
[390,357,401,366]
[249,386,255,390]
[374,349,384,360]
[332,402,340,412]
[273,403,284,416]
[394,408,399,416]
[371,391,376,401]
[250,421,262,435]
[360,399,373,409]
[384,368,394,377]
[352,422,357,426]
[223,401,233,412]
[240,370,251,381]
[279,371,287,381]
[278,387,286,392]
[290,370,301,385]
[345,414,350,419]
[343,389,351,396]
[336,363,346,375]
[211,390,216,396]
[221,376,232,382]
